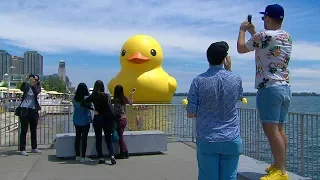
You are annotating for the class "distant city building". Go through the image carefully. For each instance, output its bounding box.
[58,60,66,82]
[0,50,12,79]
[8,74,25,88]
[24,51,43,75]
[11,55,24,74]
[65,76,71,87]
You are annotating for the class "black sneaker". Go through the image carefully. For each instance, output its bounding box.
[111,157,116,165]
[98,158,105,164]
[124,151,129,159]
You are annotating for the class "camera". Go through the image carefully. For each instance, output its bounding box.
[247,14,252,24]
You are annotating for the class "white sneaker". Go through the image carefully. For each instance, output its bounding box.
[75,156,81,161]
[21,151,28,156]
[80,157,92,163]
[32,149,41,153]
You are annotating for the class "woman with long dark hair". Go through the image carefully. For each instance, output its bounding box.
[73,83,92,162]
[18,74,41,156]
[113,85,134,159]
[81,80,116,165]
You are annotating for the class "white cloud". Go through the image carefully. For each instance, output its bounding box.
[0,0,319,61]
[1,0,320,93]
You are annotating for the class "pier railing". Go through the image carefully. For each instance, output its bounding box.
[0,103,318,179]
[126,104,319,179]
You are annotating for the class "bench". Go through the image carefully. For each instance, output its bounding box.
[55,130,167,158]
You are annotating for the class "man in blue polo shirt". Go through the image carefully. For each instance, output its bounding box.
[237,4,291,180]
[186,41,243,180]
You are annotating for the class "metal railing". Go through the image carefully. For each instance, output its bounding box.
[0,103,318,179]
[238,109,319,179]
[0,103,73,147]
[125,104,194,142]
[125,105,319,179]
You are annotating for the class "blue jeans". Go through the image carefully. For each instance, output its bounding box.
[256,85,291,124]
[196,136,242,180]
[93,114,114,157]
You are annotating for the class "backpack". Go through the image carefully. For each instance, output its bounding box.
[113,103,122,120]
[107,96,121,120]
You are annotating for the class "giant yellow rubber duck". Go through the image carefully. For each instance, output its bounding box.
[108,35,177,103]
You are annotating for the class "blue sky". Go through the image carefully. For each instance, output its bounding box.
[0,0,320,93]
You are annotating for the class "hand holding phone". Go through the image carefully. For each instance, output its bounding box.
[131,88,136,94]
[247,14,252,24]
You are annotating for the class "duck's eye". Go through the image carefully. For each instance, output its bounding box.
[150,49,156,56]
[121,50,126,56]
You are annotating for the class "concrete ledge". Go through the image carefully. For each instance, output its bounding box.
[237,155,311,180]
[55,130,167,158]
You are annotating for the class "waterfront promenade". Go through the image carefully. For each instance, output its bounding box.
[0,142,310,180]
[0,102,317,179]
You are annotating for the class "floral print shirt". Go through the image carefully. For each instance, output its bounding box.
[246,29,292,90]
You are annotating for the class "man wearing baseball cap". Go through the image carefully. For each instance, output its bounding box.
[186,41,243,180]
[237,4,292,180]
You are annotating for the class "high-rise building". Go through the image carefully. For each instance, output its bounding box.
[11,55,24,74]
[24,51,43,75]
[58,60,66,82]
[0,50,12,79]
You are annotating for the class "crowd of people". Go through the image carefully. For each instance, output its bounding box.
[74,80,134,165]
[186,4,292,180]
[15,75,133,165]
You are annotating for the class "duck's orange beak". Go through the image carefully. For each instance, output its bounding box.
[127,52,149,64]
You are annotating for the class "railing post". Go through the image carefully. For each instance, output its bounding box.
[17,117,20,151]
[300,114,305,176]
[154,106,157,130]
[256,111,261,160]
[67,105,71,133]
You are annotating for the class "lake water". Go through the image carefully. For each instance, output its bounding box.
[171,96,320,115]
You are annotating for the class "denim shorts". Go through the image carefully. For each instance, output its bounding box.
[256,85,291,124]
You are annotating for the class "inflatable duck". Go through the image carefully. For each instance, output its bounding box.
[108,35,177,103]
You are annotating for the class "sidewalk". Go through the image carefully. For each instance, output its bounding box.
[0,142,311,180]
[0,142,197,180]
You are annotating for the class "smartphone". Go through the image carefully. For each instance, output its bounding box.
[131,88,136,93]
[248,14,252,24]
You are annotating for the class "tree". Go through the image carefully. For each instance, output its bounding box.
[42,76,68,93]
[0,82,8,87]
[16,81,23,89]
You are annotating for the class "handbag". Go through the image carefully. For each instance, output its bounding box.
[14,106,21,116]
[15,106,28,117]
[15,100,28,117]
[15,84,29,117]
[112,123,119,142]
